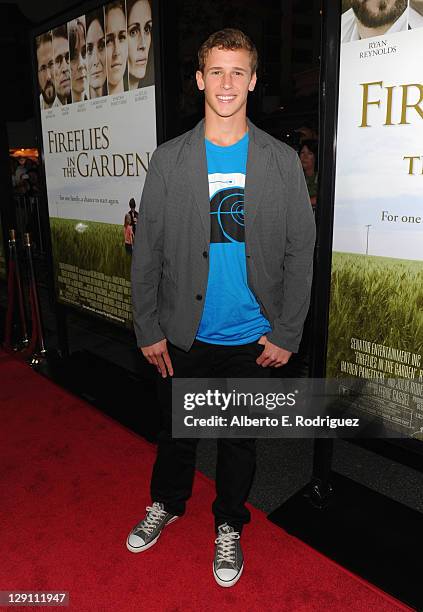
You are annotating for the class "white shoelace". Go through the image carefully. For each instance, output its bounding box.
[135,504,166,536]
[215,531,240,563]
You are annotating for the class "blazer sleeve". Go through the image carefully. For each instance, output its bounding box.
[266,151,316,353]
[131,151,167,347]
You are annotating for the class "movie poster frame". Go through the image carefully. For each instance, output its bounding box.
[29,0,165,349]
[311,0,423,467]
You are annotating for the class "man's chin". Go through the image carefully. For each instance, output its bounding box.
[206,100,244,119]
[57,91,71,104]
[41,91,55,106]
[351,0,407,27]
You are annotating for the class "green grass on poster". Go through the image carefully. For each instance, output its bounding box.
[50,217,131,280]
[327,252,423,377]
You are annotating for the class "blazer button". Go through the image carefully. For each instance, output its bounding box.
[196,294,203,301]
[202,251,208,258]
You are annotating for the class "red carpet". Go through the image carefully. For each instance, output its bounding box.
[0,352,412,611]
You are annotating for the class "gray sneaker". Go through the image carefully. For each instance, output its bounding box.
[126,502,178,553]
[213,523,244,587]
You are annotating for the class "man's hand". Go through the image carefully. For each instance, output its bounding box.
[256,336,292,368]
[140,339,174,378]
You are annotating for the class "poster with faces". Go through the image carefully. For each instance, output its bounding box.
[326,3,423,437]
[34,1,156,325]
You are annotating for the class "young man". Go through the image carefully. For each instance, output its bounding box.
[128,29,315,587]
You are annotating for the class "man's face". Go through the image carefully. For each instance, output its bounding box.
[351,0,407,28]
[105,7,128,87]
[196,47,256,120]
[53,36,71,100]
[37,40,56,106]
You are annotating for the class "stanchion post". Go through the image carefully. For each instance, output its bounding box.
[8,229,29,348]
[24,232,47,364]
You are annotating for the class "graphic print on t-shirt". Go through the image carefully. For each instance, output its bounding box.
[196,134,271,345]
[209,172,245,243]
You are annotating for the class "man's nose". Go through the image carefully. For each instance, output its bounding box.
[222,73,233,88]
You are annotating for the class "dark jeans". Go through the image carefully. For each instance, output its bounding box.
[150,339,272,534]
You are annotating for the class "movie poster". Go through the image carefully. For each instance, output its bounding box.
[327,1,423,436]
[35,1,155,326]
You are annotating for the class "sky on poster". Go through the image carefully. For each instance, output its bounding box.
[42,87,156,225]
[333,27,423,261]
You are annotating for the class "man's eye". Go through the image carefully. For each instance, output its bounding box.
[119,32,127,42]
[129,26,140,37]
[87,44,93,55]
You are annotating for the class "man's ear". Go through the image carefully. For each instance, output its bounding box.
[248,72,257,92]
[196,70,205,91]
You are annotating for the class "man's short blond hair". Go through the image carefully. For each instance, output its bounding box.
[197,28,258,75]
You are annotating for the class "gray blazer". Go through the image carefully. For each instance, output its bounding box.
[131,118,316,353]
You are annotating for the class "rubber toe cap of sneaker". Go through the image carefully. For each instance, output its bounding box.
[127,533,146,548]
[215,568,238,582]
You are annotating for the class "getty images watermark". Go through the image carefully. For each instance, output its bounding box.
[172,378,423,439]
[181,385,358,432]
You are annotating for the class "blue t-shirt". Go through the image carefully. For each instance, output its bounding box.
[196,132,271,345]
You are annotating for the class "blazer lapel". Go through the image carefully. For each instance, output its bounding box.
[186,120,210,243]
[244,121,271,241]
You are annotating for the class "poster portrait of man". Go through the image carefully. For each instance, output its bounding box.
[52,25,72,104]
[341,0,423,42]
[36,31,60,109]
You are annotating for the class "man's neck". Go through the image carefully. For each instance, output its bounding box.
[357,20,393,39]
[204,111,248,147]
